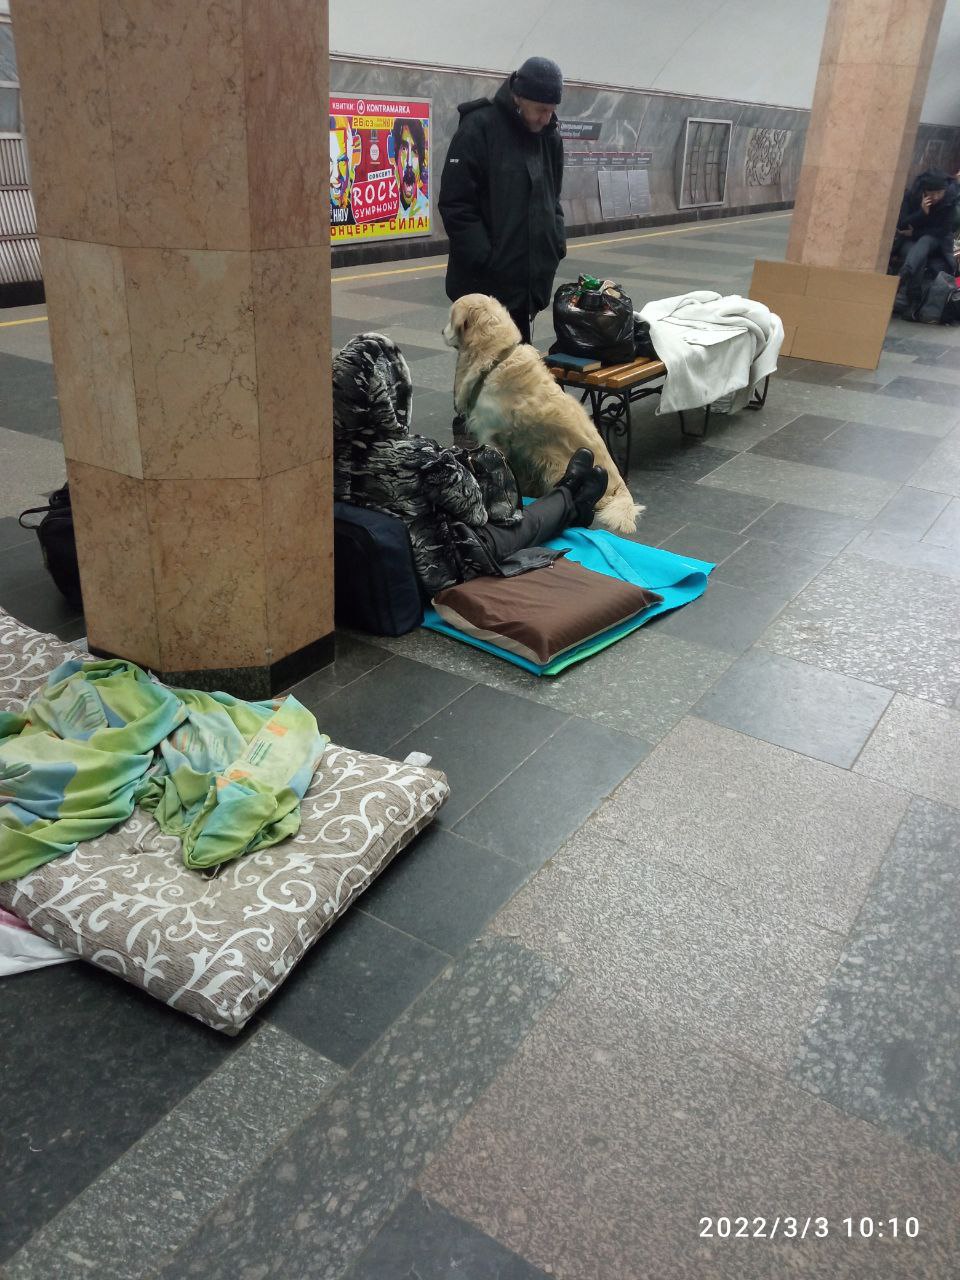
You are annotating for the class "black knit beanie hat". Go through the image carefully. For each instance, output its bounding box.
[511,56,563,105]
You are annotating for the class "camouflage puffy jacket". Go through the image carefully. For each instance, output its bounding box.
[332,333,495,595]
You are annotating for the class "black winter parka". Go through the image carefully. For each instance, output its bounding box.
[438,76,566,316]
[897,171,959,254]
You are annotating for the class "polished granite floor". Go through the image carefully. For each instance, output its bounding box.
[1,213,960,1279]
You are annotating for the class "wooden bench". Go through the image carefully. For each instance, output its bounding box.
[550,356,770,478]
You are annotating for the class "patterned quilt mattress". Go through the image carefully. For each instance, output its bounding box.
[0,609,449,1033]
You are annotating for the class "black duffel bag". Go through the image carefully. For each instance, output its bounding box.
[552,279,635,365]
[19,483,83,609]
[916,271,960,325]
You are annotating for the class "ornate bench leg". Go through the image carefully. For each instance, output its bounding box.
[594,390,632,480]
[747,375,770,411]
[679,408,706,438]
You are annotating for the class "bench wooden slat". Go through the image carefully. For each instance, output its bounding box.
[550,357,667,389]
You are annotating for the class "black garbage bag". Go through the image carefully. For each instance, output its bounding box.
[633,316,657,359]
[552,280,635,365]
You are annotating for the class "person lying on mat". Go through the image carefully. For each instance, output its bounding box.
[332,332,607,596]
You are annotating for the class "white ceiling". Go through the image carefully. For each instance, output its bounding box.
[330,0,960,124]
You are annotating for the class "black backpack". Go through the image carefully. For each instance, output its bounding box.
[18,484,83,609]
[333,501,423,636]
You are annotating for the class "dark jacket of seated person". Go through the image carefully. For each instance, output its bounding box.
[332,332,579,597]
[893,170,959,279]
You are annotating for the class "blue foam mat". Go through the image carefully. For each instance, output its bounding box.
[423,526,715,675]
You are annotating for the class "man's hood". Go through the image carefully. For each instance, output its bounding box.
[456,78,559,134]
[457,96,492,121]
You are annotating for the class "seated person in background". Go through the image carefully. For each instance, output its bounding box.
[332,332,608,596]
[892,170,959,315]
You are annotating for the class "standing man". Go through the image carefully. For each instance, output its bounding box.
[439,56,566,344]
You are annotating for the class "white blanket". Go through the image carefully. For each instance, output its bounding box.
[638,291,784,414]
[0,908,74,976]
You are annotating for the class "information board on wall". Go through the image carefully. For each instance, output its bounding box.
[329,95,432,245]
[566,150,653,220]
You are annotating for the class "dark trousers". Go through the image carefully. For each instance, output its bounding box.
[475,487,574,562]
[899,234,955,298]
[507,306,533,344]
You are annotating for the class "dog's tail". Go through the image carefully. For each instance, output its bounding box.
[594,481,644,535]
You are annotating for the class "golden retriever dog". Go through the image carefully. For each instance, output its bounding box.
[443,294,642,534]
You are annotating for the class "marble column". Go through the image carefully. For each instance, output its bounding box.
[11,0,333,696]
[787,0,947,271]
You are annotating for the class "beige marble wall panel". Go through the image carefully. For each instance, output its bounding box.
[262,460,334,659]
[786,166,817,254]
[883,0,947,67]
[101,0,250,250]
[836,0,892,63]
[815,62,877,170]
[843,171,898,270]
[860,63,923,176]
[799,70,832,171]
[68,462,161,669]
[10,0,120,243]
[124,247,260,481]
[243,0,330,249]
[146,478,269,672]
[41,237,142,477]
[817,0,845,64]
[797,166,861,267]
[252,248,332,476]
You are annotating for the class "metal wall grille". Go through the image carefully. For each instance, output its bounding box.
[0,132,40,285]
[679,118,732,208]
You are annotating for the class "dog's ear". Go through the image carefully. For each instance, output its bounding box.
[454,300,473,340]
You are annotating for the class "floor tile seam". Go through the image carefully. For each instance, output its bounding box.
[144,951,475,1276]
[875,498,953,544]
[0,589,83,625]
[744,437,941,485]
[5,1023,347,1274]
[291,649,396,704]
[906,477,959,500]
[726,1034,960,1173]
[833,542,960,590]
[380,681,560,765]
[842,692,957,783]
[535,818,855,944]
[737,516,863,559]
[372,664,478,750]
[784,1063,960,1177]
[340,903,455,962]
[151,942,574,1280]
[685,684,907,782]
[691,658,899,771]
[711,533,831,583]
[441,714,576,835]
[697,450,905,504]
[836,536,960,583]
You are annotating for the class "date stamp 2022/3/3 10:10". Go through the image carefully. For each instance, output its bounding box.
[698,1216,921,1242]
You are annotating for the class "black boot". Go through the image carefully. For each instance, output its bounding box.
[571,466,609,526]
[555,447,595,492]
[893,281,913,318]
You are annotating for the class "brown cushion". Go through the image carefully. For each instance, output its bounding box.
[433,560,662,666]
